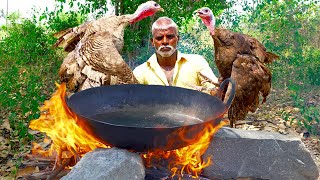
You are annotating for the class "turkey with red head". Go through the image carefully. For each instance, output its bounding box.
[54,1,164,92]
[196,7,279,127]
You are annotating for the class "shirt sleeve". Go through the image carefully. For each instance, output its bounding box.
[133,66,145,84]
[197,56,219,92]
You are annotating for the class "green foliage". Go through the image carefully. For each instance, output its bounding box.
[240,0,320,86]
[286,88,320,135]
[177,17,217,72]
[0,20,55,64]
[39,9,86,33]
[56,0,108,16]
[0,20,61,144]
[238,0,320,133]
[6,12,22,24]
[119,0,228,63]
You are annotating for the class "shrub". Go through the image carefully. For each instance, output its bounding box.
[0,20,61,142]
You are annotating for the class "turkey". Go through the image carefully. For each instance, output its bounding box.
[54,1,164,92]
[196,7,279,127]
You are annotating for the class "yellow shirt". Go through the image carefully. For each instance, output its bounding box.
[133,51,218,92]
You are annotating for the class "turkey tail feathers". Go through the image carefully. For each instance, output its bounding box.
[52,26,86,52]
[52,28,72,48]
[265,52,280,63]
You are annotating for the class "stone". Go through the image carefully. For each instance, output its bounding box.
[203,127,319,180]
[62,148,145,180]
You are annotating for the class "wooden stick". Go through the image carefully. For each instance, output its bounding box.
[47,158,71,180]
[22,170,52,179]
[23,161,52,167]
[25,154,55,162]
[70,148,81,163]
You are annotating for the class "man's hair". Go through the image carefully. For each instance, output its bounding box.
[151,17,178,36]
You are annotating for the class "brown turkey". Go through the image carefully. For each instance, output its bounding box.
[54,1,164,92]
[196,7,279,127]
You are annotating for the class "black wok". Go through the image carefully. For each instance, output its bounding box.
[66,78,235,152]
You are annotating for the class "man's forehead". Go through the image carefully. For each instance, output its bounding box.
[153,27,178,35]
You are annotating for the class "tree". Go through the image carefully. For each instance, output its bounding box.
[240,0,320,85]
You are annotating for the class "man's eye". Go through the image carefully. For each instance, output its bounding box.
[155,37,163,41]
[167,35,175,39]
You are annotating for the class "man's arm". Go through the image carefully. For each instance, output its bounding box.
[197,56,219,95]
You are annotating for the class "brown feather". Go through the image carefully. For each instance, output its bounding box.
[211,28,279,127]
[57,15,137,92]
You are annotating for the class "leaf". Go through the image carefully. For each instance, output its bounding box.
[0,176,15,180]
[0,119,12,132]
[16,166,39,178]
[27,129,40,135]
[0,136,10,158]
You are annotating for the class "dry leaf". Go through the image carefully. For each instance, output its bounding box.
[28,129,40,135]
[4,160,16,172]
[16,166,40,177]
[0,136,10,158]
[0,119,12,132]
[0,175,15,180]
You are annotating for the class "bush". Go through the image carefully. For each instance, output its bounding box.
[0,20,56,65]
[0,20,61,142]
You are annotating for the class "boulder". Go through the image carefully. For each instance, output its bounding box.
[203,127,319,180]
[62,147,145,180]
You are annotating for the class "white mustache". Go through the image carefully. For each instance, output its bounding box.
[158,45,174,51]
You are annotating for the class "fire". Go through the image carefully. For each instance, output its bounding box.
[30,83,226,178]
[142,120,227,178]
[29,83,109,163]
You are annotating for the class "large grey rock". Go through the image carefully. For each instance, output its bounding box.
[62,148,145,180]
[203,127,319,180]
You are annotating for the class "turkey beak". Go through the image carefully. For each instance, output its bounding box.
[158,8,164,12]
[193,9,199,15]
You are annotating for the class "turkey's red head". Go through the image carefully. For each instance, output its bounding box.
[129,1,164,24]
[196,7,215,36]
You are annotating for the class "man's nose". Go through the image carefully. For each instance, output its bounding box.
[162,36,169,45]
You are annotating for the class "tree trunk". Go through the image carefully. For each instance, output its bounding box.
[115,0,123,16]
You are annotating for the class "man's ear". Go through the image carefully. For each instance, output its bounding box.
[177,35,180,41]
[150,38,155,47]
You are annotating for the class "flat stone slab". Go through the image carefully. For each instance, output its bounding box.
[62,148,145,180]
[203,127,319,180]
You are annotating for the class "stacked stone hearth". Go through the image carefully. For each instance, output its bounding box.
[62,128,319,180]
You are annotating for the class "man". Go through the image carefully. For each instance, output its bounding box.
[133,17,218,94]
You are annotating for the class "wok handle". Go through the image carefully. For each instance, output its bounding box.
[218,78,236,110]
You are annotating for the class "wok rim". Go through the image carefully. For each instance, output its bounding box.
[67,84,226,129]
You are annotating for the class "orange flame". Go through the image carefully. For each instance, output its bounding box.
[30,83,226,178]
[142,120,227,178]
[29,83,109,161]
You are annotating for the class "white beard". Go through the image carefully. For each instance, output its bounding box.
[155,45,177,57]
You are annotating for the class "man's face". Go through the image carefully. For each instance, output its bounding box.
[151,27,179,57]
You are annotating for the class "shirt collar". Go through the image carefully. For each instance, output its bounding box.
[146,51,187,86]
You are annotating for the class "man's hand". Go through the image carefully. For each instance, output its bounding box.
[184,82,219,96]
[184,83,205,91]
[199,72,220,87]
[209,88,219,96]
